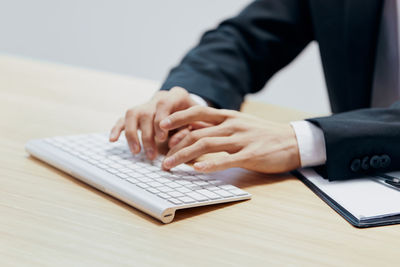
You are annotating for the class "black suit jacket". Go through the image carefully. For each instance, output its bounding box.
[160,0,400,180]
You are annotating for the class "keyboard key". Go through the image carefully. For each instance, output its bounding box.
[146,188,160,194]
[109,163,123,169]
[136,168,151,174]
[147,181,163,188]
[176,180,191,185]
[168,191,184,198]
[186,184,202,190]
[218,184,237,191]
[106,168,118,174]
[168,198,182,205]
[196,189,221,200]
[126,172,142,178]
[209,180,223,185]
[155,177,170,183]
[119,168,133,173]
[176,187,191,194]
[203,186,220,191]
[165,182,180,188]
[193,181,209,186]
[100,159,112,165]
[87,159,97,165]
[158,186,174,193]
[178,196,195,204]
[147,173,161,179]
[137,177,152,183]
[214,190,233,198]
[96,163,108,169]
[186,192,208,201]
[126,178,138,184]
[158,193,170,199]
[117,173,129,179]
[136,183,149,189]
[230,189,248,196]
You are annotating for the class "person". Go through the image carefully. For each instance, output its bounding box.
[109,0,400,180]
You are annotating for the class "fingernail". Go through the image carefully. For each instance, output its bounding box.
[109,132,116,140]
[163,156,175,168]
[130,143,139,153]
[145,148,154,159]
[133,144,139,153]
[194,162,207,170]
[160,118,171,128]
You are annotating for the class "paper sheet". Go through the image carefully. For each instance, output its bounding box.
[299,169,400,220]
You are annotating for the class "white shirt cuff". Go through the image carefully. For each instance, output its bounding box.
[190,93,209,107]
[290,121,327,167]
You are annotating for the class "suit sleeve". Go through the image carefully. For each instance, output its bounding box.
[160,0,313,110]
[307,101,400,180]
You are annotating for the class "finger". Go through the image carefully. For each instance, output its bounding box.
[160,106,230,131]
[168,128,190,148]
[193,153,245,173]
[124,110,140,154]
[139,112,157,160]
[167,121,214,148]
[162,137,240,170]
[109,117,125,142]
[154,100,172,142]
[189,121,215,130]
[166,124,234,158]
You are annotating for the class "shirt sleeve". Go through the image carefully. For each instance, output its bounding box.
[190,93,209,107]
[290,120,327,167]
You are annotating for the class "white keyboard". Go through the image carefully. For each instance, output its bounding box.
[25,133,251,223]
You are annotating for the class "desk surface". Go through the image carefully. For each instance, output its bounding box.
[1,54,399,266]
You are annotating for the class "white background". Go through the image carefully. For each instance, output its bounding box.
[0,0,330,114]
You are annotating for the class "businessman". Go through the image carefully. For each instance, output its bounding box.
[110,0,400,180]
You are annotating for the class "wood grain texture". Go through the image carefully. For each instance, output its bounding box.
[0,54,399,267]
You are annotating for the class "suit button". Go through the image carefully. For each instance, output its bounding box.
[361,156,369,170]
[380,154,391,168]
[370,155,381,169]
[350,158,361,172]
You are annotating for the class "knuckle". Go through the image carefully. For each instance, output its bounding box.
[192,105,205,113]
[153,115,162,125]
[197,138,211,150]
[178,150,190,160]
[124,129,136,141]
[141,138,151,146]
[125,108,135,118]
[171,86,187,94]
[140,110,154,119]
[141,131,152,141]
[220,109,236,118]
[223,119,239,131]
[186,132,198,143]
[156,98,167,107]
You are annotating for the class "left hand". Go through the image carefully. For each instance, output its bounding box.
[160,106,301,173]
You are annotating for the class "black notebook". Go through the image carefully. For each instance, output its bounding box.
[295,168,400,228]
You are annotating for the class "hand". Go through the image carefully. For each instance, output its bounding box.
[160,106,301,173]
[109,87,199,160]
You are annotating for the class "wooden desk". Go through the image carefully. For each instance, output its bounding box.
[0,54,398,266]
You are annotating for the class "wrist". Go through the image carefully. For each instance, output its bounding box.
[287,124,302,170]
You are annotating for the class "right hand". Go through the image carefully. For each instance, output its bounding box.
[109,87,199,160]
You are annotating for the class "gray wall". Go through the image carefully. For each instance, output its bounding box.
[0,0,330,114]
